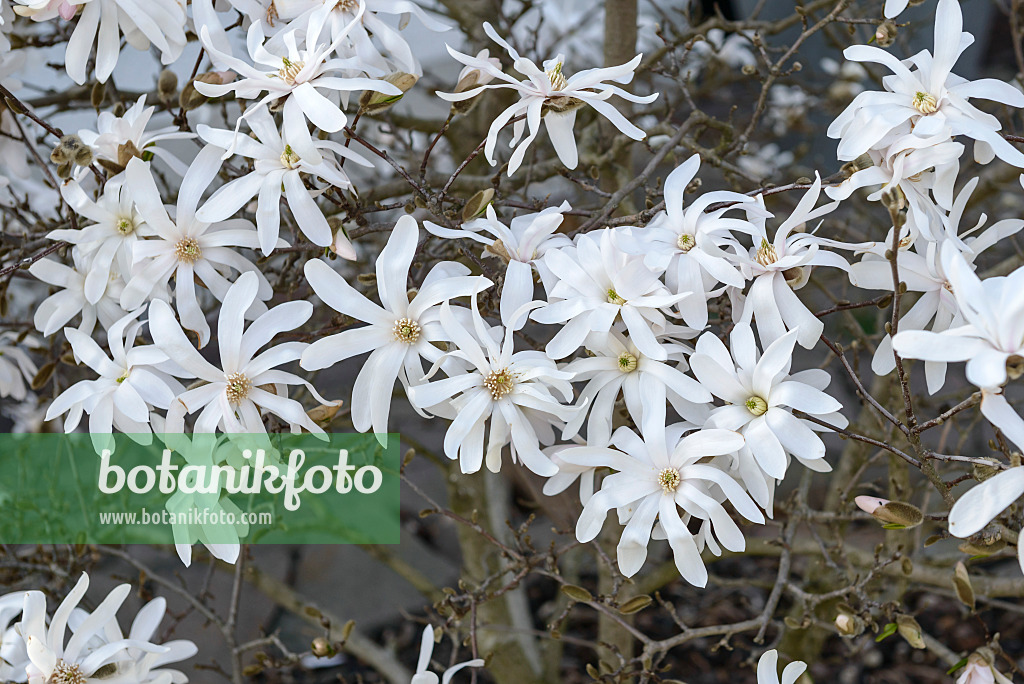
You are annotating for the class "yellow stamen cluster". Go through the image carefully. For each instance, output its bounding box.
[546,62,568,91]
[607,288,626,306]
[913,91,938,114]
[280,145,301,169]
[676,233,695,252]
[483,368,516,400]
[392,317,421,344]
[52,661,86,684]
[225,372,252,404]
[617,351,638,373]
[277,57,305,86]
[174,237,202,263]
[657,467,682,493]
[115,217,135,235]
[333,0,358,10]
[745,396,768,416]
[755,238,778,267]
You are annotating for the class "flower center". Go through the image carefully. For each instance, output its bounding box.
[116,369,130,384]
[52,660,86,684]
[392,317,421,344]
[676,233,695,252]
[657,467,681,493]
[115,216,135,235]
[546,62,568,91]
[225,372,252,404]
[913,91,938,114]
[483,368,517,400]
[332,0,358,10]
[174,237,202,263]
[277,57,305,86]
[617,351,637,373]
[606,288,626,305]
[755,238,778,267]
[280,145,301,169]
[745,396,768,416]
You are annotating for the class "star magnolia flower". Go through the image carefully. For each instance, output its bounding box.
[561,329,711,446]
[955,649,1014,684]
[690,325,845,508]
[301,216,489,436]
[733,175,845,350]
[424,202,572,329]
[436,22,658,176]
[0,591,29,682]
[194,4,402,164]
[195,109,372,257]
[757,650,807,684]
[828,0,1024,168]
[0,331,38,401]
[893,246,1024,448]
[568,415,762,586]
[121,150,273,348]
[151,271,336,434]
[850,179,1023,394]
[78,95,194,177]
[21,573,194,684]
[533,228,687,361]
[14,0,186,84]
[409,625,484,684]
[29,248,125,338]
[44,309,184,451]
[50,179,153,303]
[949,466,1024,574]
[407,295,577,476]
[617,154,767,329]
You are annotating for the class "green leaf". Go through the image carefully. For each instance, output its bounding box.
[876,623,898,642]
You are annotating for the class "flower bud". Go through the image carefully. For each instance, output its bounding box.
[359,72,418,115]
[327,217,356,260]
[158,69,178,105]
[875,20,898,48]
[462,188,494,221]
[953,561,975,609]
[895,614,925,649]
[311,637,335,658]
[451,49,501,115]
[90,81,106,109]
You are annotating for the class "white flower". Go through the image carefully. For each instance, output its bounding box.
[410,625,484,684]
[893,246,1024,446]
[194,5,401,164]
[436,22,658,176]
[14,0,186,84]
[690,325,845,508]
[828,0,1024,168]
[424,202,571,329]
[50,179,152,303]
[30,248,125,338]
[150,271,335,434]
[45,308,184,450]
[0,331,38,401]
[949,466,1024,575]
[21,572,195,684]
[955,650,1014,684]
[0,591,29,683]
[121,150,272,348]
[617,154,766,329]
[195,108,372,257]
[407,295,576,476]
[733,175,844,350]
[756,649,807,684]
[533,229,687,361]
[78,95,194,178]
[568,416,763,586]
[561,329,710,446]
[301,215,489,436]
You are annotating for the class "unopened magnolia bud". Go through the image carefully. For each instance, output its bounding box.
[854,495,888,515]
[462,188,494,221]
[51,135,90,168]
[896,614,925,649]
[311,637,334,658]
[117,140,143,169]
[90,81,106,109]
[158,69,178,104]
[872,501,924,529]
[360,72,418,115]
[953,561,975,609]
[56,161,73,180]
[181,71,231,111]
[835,611,865,637]
[875,20,898,48]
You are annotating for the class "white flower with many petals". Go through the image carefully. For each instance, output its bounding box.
[690,325,845,509]
[121,151,272,347]
[301,216,489,436]
[569,416,762,586]
[194,5,401,164]
[151,271,336,434]
[425,203,571,329]
[408,295,576,476]
[0,331,37,401]
[78,95,194,177]
[948,466,1024,575]
[955,649,1014,684]
[437,22,657,176]
[533,229,686,361]
[828,0,1024,168]
[30,248,125,337]
[195,108,372,257]
[756,649,807,684]
[409,624,484,684]
[44,309,184,449]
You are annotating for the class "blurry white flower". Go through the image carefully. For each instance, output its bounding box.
[301,216,489,436]
[437,22,657,176]
[955,649,1014,684]
[196,108,372,257]
[0,331,37,401]
[756,649,807,684]
[150,271,335,434]
[410,625,484,684]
